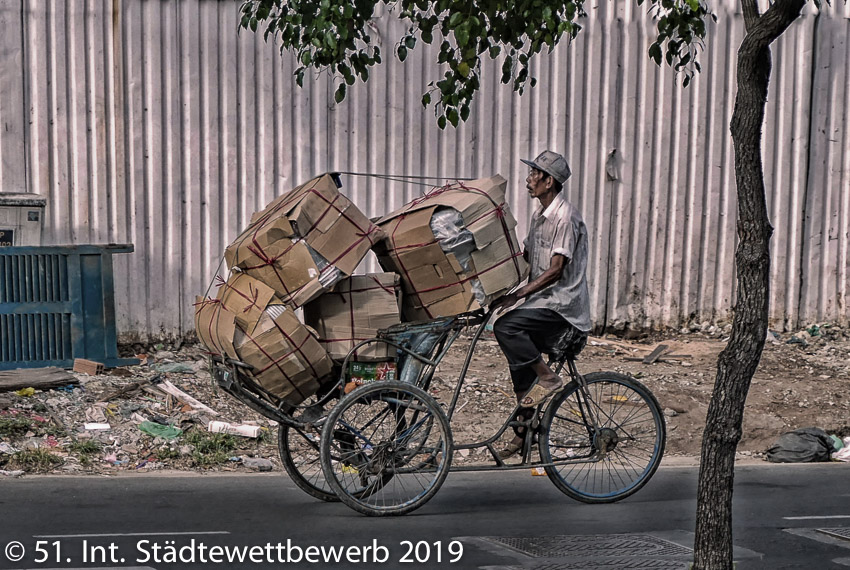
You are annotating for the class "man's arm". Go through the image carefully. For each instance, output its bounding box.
[490,253,565,312]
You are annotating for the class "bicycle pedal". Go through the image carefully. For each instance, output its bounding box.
[341,464,360,474]
[530,467,546,476]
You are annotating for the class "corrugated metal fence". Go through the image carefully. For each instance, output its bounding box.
[1,0,847,340]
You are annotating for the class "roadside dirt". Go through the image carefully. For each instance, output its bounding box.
[1,324,847,476]
[439,323,850,461]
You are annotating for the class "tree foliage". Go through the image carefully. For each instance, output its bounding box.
[240,0,713,128]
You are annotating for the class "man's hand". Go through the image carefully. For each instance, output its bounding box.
[490,292,520,313]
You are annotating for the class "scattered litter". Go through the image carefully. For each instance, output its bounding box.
[208,421,261,438]
[158,380,218,416]
[138,421,182,440]
[83,423,111,430]
[0,469,25,478]
[786,335,807,346]
[766,427,833,463]
[0,442,18,454]
[834,438,850,462]
[242,457,273,472]
[154,362,196,374]
[14,387,35,397]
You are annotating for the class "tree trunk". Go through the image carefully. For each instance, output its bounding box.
[692,1,806,568]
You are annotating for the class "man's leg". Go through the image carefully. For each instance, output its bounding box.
[493,309,570,454]
[493,308,567,393]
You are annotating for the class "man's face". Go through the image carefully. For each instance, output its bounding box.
[526,168,552,198]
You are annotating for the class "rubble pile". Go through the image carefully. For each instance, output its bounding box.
[0,347,283,476]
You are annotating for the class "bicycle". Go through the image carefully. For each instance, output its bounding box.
[212,308,665,516]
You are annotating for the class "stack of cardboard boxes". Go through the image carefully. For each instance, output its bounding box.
[196,173,528,407]
[374,175,527,321]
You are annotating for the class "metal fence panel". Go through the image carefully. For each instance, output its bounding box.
[0,0,847,339]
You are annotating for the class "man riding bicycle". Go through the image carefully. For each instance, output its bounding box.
[489,150,591,459]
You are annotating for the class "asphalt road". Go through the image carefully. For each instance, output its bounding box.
[1,463,849,569]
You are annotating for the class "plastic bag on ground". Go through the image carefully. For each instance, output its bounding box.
[766,427,833,463]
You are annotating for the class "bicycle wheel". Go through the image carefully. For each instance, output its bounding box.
[279,423,337,502]
[320,381,452,516]
[540,371,665,503]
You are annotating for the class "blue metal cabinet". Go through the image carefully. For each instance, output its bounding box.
[0,244,139,370]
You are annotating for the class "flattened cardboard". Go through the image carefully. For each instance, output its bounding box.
[304,273,402,361]
[224,174,384,308]
[234,306,333,405]
[375,175,528,320]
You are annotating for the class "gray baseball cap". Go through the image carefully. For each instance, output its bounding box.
[521,150,571,184]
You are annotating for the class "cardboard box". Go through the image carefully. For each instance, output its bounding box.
[304,273,402,362]
[215,272,277,335]
[224,174,385,308]
[193,296,239,360]
[234,304,333,405]
[374,175,528,321]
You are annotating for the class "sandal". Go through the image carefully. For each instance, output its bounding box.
[520,378,565,408]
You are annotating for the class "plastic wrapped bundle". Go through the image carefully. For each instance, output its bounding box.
[375,175,528,321]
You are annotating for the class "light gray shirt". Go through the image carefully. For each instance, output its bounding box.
[519,192,592,332]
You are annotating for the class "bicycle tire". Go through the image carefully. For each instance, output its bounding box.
[320,381,453,516]
[540,371,665,503]
[279,424,338,502]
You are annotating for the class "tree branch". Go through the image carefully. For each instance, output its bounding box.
[741,0,761,32]
[745,0,807,49]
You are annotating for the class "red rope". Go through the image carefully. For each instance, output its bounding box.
[386,214,434,319]
[217,276,262,314]
[381,180,523,315]
[229,181,382,305]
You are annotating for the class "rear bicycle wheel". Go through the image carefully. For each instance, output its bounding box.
[279,424,337,502]
[320,381,452,516]
[540,371,665,503]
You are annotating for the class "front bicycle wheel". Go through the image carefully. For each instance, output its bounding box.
[540,371,665,503]
[279,424,337,502]
[320,381,452,516]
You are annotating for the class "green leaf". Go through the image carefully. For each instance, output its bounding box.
[449,12,462,28]
[398,45,408,62]
[456,25,470,47]
[458,61,470,77]
[460,104,470,121]
[422,92,431,106]
[438,115,447,130]
[648,42,662,65]
[422,28,433,43]
[334,83,346,103]
[301,51,312,66]
[447,107,459,127]
[405,35,416,49]
[489,45,501,58]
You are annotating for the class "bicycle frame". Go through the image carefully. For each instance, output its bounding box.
[339,309,609,473]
